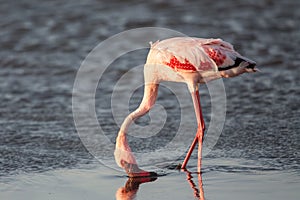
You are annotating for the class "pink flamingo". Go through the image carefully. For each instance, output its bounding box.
[114,37,257,177]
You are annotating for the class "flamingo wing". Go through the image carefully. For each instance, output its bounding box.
[148,37,219,72]
[148,37,240,73]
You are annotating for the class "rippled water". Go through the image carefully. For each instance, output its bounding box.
[0,0,299,181]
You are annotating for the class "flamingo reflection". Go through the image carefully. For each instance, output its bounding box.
[183,169,205,200]
[116,170,205,200]
[116,177,157,200]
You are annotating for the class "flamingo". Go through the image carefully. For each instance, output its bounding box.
[114,37,257,177]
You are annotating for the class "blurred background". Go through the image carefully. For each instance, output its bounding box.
[0,0,299,176]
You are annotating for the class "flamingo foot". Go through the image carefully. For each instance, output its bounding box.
[121,160,158,178]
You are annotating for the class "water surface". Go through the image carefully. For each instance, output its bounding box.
[0,0,299,199]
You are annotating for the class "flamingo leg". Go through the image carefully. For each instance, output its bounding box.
[181,134,198,169]
[181,90,205,172]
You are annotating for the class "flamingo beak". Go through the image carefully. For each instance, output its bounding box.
[245,62,259,72]
[237,55,257,72]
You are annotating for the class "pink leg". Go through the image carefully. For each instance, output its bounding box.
[181,90,205,172]
[181,135,198,169]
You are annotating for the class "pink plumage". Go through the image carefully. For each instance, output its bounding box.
[114,37,257,177]
[147,37,242,72]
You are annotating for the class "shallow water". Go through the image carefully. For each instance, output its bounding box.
[0,164,299,200]
[0,0,299,199]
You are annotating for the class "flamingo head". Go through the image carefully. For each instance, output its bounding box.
[218,55,258,78]
[205,41,258,78]
[204,43,258,78]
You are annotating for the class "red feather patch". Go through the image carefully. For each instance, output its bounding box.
[164,56,197,71]
[204,47,226,66]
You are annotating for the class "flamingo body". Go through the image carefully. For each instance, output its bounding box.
[114,37,257,177]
